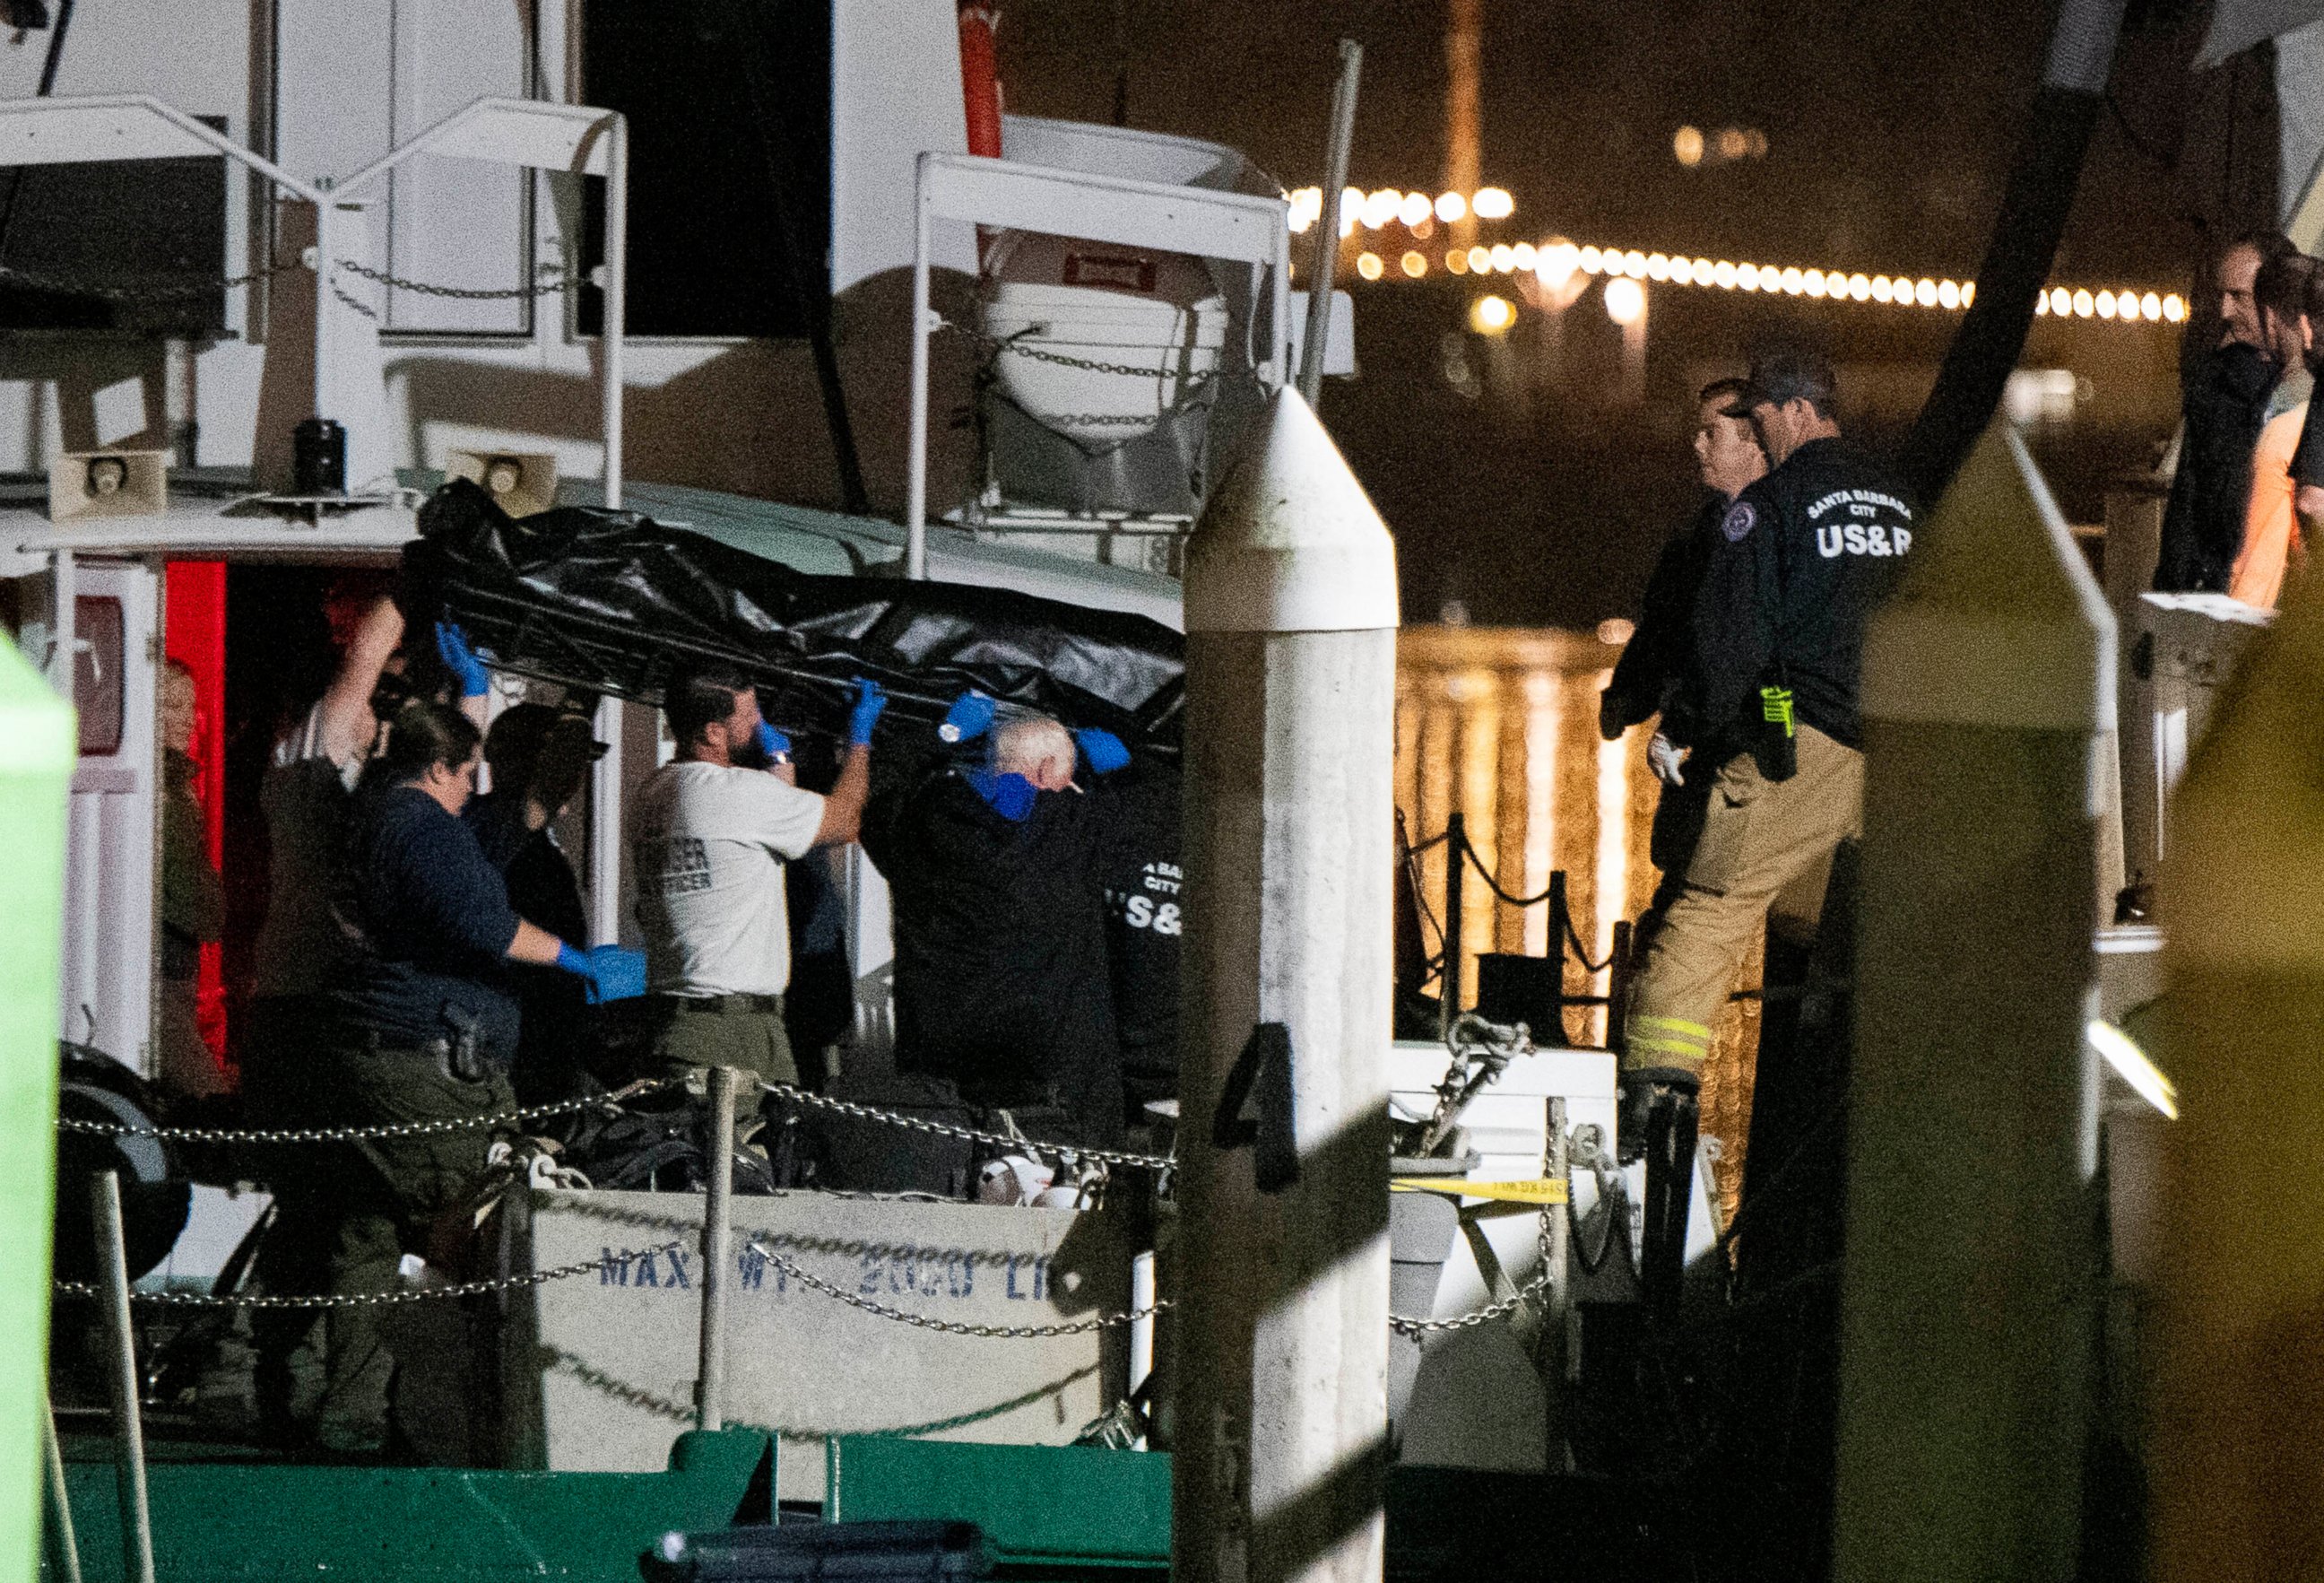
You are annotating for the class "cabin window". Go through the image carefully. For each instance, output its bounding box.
[273,0,536,335]
[73,595,124,757]
[0,136,229,337]
[575,0,831,339]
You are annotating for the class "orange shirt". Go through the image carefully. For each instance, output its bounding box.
[2231,401,2308,610]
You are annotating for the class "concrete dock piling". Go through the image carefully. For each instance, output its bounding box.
[2150,525,2324,1583]
[1174,387,1400,1583]
[1835,424,2112,1583]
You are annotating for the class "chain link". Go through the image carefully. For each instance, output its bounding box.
[1391,1093,1571,1335]
[336,258,579,301]
[750,1240,1169,1337]
[943,320,1219,436]
[767,1228,1546,1338]
[330,281,380,322]
[0,255,302,304]
[49,1246,672,1310]
[756,1078,1174,1173]
[56,1068,1166,1169]
[947,322,1193,382]
[1028,411,1173,428]
[56,1080,677,1145]
[1390,1257,1556,1336]
[0,254,564,309]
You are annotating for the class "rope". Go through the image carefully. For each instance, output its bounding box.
[1451,829,1613,974]
[1397,811,1451,996]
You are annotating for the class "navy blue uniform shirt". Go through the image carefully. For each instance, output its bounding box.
[1601,492,1725,747]
[1687,436,1914,759]
[331,784,523,1064]
[466,789,592,1098]
[862,759,1125,1144]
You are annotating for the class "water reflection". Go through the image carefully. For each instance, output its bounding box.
[1397,624,1760,1204]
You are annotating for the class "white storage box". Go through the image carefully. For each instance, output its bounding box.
[981,281,1227,440]
[505,1188,1129,1502]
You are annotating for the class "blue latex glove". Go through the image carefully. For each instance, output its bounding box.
[434,620,490,699]
[939,690,997,744]
[1073,727,1131,776]
[755,721,793,761]
[552,941,601,991]
[966,768,1039,822]
[847,678,889,747]
[583,945,647,1005]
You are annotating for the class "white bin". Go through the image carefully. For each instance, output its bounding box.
[981,281,1227,442]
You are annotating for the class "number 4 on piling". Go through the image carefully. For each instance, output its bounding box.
[1211,1022,1299,1194]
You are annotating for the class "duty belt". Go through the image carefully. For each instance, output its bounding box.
[347,1027,502,1084]
[659,992,783,1016]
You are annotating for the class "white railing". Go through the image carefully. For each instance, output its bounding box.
[905,152,1292,578]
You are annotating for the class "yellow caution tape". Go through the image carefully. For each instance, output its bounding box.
[1392,1178,1569,1205]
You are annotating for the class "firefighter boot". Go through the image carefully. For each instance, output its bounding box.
[1638,1077,1700,1320]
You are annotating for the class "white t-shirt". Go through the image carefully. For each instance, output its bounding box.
[628,761,827,998]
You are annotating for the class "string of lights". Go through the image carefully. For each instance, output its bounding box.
[1285,187,2186,328]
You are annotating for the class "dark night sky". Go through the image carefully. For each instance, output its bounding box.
[995,2,2262,626]
[1002,1,2247,285]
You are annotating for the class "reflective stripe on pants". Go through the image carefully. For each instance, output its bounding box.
[1621,724,1863,1076]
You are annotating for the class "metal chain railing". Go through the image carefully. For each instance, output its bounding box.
[0,254,304,303]
[1391,1255,1556,1336]
[49,1245,675,1310]
[55,1070,1172,1171]
[748,1239,1170,1337]
[946,321,1192,382]
[0,250,575,312]
[54,1083,1565,1335]
[330,282,380,322]
[335,258,579,301]
[56,1080,677,1145]
[943,320,1218,432]
[755,1077,1175,1173]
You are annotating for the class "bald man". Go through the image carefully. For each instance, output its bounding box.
[859,709,1136,1152]
[2156,231,2299,592]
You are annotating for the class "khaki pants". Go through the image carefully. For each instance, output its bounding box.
[1622,724,1863,1078]
[653,996,795,1085]
[311,1039,516,1453]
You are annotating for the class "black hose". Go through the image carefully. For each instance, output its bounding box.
[33,0,70,94]
[1897,0,2131,507]
[703,0,872,517]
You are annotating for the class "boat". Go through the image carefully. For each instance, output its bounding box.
[0,4,1598,1576]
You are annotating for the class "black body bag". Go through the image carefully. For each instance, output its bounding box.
[400,481,1185,752]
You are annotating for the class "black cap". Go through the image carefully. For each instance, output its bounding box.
[1726,346,1839,418]
[484,701,606,781]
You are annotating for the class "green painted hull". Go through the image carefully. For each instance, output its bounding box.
[3,633,73,1583]
[46,1431,767,1583]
